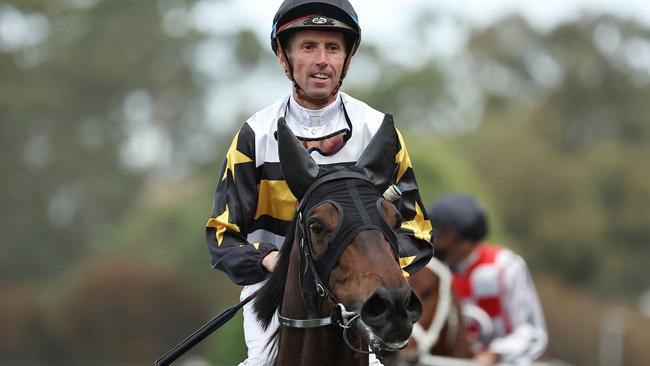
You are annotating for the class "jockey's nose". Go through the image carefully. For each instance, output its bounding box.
[315,46,329,66]
[360,285,423,343]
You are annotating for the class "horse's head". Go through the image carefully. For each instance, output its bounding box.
[273,115,423,354]
[401,257,472,361]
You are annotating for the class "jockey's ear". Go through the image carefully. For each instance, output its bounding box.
[277,49,289,74]
[277,117,320,200]
[355,114,398,192]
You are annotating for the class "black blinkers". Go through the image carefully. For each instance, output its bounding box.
[295,168,399,317]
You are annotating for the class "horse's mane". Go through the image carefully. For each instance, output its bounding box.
[253,214,297,331]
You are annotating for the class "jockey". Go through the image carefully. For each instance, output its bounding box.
[427,194,547,366]
[205,1,434,364]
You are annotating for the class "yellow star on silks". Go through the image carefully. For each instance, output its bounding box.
[399,256,416,278]
[222,131,253,181]
[395,130,412,182]
[401,201,433,243]
[206,203,241,246]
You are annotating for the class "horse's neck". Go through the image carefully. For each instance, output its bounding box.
[276,243,369,366]
[278,327,368,365]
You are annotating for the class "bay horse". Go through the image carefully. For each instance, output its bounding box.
[253,116,423,365]
[397,257,472,365]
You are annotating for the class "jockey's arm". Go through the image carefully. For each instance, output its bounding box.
[489,256,548,363]
[393,129,434,275]
[206,124,279,285]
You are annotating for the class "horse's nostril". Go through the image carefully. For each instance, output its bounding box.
[406,289,423,323]
[361,292,389,326]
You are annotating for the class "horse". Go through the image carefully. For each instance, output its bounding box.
[396,257,472,365]
[253,116,424,366]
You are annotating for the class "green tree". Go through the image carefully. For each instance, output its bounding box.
[0,0,206,281]
[461,16,650,295]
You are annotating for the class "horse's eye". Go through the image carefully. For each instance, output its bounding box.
[394,213,404,231]
[309,223,325,235]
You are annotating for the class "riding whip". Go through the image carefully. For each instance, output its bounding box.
[154,291,257,366]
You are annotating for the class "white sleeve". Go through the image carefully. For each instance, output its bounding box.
[489,255,548,364]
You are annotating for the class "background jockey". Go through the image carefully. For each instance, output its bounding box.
[427,194,547,366]
[205,1,434,364]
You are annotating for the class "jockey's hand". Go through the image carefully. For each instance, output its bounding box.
[262,250,280,272]
[473,349,500,366]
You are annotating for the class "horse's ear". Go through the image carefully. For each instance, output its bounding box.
[355,114,398,191]
[277,117,319,199]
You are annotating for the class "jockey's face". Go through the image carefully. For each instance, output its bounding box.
[436,229,474,270]
[279,30,348,109]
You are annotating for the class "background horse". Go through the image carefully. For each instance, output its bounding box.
[253,117,423,366]
[399,257,472,364]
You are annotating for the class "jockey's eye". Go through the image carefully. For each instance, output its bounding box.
[309,222,325,235]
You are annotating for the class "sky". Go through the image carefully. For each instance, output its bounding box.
[193,0,650,47]
[188,0,650,133]
[189,0,650,72]
[5,0,650,165]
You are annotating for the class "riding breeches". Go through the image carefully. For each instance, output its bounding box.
[238,282,384,366]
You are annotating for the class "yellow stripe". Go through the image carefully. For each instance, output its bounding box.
[254,179,298,221]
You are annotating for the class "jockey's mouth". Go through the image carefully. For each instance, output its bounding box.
[311,72,331,80]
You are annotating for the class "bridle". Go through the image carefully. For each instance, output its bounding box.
[277,170,406,354]
[410,257,460,357]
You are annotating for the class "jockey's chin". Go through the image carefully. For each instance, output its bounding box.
[296,85,339,109]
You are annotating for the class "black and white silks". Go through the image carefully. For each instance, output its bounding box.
[206,92,433,285]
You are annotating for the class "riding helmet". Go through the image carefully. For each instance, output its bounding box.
[427,194,488,242]
[271,0,361,55]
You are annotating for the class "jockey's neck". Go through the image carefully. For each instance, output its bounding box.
[292,88,339,110]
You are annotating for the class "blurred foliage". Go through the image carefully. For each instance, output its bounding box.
[0,0,205,281]
[1,0,650,365]
[54,259,212,363]
[537,276,650,365]
[458,16,650,296]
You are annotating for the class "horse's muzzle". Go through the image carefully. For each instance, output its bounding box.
[357,285,423,351]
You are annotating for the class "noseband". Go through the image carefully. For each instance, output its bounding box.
[278,168,403,353]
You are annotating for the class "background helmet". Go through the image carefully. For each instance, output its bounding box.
[427,194,488,242]
[271,0,361,56]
